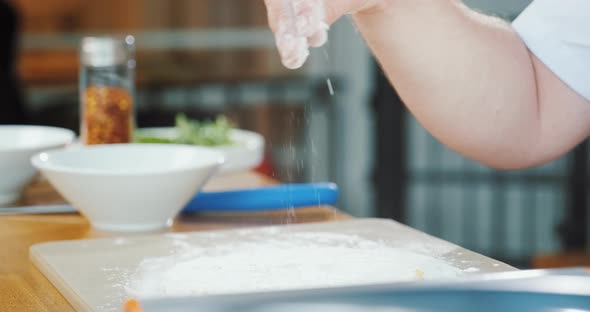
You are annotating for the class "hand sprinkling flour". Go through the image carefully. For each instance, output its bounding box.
[271,0,329,69]
[265,0,590,171]
[267,0,382,69]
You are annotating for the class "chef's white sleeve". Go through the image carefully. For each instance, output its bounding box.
[512,0,590,101]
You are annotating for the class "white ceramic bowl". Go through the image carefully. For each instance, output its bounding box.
[0,125,75,205]
[32,144,224,232]
[135,128,265,174]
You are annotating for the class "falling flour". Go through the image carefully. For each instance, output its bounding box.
[326,78,334,95]
[126,232,464,298]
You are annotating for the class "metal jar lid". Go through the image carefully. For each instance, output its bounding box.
[80,36,135,67]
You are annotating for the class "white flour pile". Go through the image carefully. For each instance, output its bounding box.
[125,232,463,298]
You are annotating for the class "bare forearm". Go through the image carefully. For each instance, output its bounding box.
[354,0,544,168]
[266,0,590,168]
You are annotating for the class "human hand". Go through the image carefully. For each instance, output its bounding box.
[264,0,383,69]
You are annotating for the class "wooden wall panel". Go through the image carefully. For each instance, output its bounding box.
[15,0,291,86]
[14,0,269,32]
[13,0,82,32]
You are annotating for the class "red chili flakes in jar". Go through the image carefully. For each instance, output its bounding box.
[82,86,133,145]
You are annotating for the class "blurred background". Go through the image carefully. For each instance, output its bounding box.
[2,0,588,269]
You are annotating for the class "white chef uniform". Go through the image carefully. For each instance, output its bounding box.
[513,0,590,100]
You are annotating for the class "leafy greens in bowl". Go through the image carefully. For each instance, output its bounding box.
[134,115,233,147]
[133,115,265,174]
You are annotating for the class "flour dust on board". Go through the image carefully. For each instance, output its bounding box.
[125,231,464,298]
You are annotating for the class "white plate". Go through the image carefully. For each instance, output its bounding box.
[135,128,265,175]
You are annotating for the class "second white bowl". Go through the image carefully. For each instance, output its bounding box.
[135,127,265,174]
[32,144,224,232]
[0,125,75,205]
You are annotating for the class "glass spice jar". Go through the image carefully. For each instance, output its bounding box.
[79,36,136,145]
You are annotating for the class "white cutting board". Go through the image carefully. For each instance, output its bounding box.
[30,219,515,312]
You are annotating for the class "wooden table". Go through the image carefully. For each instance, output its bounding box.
[0,172,349,312]
[533,251,590,269]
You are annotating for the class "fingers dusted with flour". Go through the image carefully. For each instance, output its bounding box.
[265,0,327,69]
[265,0,384,69]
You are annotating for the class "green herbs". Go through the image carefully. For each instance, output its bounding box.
[135,114,233,146]
[134,137,176,144]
